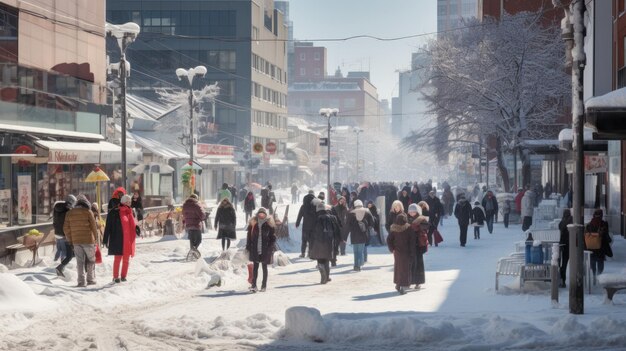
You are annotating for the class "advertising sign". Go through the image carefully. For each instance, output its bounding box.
[17,175,32,224]
[196,143,235,156]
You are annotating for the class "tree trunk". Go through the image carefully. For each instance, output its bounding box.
[520,148,531,188]
[495,137,511,192]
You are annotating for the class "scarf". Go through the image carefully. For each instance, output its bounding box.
[257,218,267,254]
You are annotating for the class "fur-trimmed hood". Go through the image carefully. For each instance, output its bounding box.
[390,223,410,232]
[248,216,276,228]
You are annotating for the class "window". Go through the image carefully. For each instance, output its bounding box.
[314,52,321,61]
[300,53,306,61]
[300,67,306,76]
[252,26,259,40]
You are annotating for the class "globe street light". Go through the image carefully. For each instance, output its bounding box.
[106,22,140,190]
[176,66,208,192]
[319,108,338,196]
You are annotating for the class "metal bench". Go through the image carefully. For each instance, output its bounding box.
[495,257,524,291]
[597,274,626,302]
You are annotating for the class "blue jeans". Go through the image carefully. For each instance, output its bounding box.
[55,237,67,261]
[353,244,365,268]
[364,245,368,262]
[486,215,494,233]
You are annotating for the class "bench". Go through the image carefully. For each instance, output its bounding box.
[597,274,626,302]
[520,264,552,288]
[495,257,524,291]
[6,230,55,267]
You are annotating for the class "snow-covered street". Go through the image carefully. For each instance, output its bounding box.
[2,195,626,351]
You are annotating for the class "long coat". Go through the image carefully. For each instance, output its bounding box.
[471,205,486,227]
[387,222,416,287]
[214,202,237,239]
[296,194,317,234]
[585,219,612,260]
[520,190,535,218]
[103,205,136,257]
[385,210,402,233]
[346,207,374,244]
[454,201,472,226]
[408,215,427,285]
[332,203,350,241]
[425,196,442,226]
[244,193,256,213]
[309,211,341,260]
[246,217,276,264]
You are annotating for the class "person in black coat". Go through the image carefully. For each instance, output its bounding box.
[585,209,613,277]
[558,209,573,288]
[384,185,398,217]
[454,194,472,247]
[246,208,276,292]
[131,191,143,222]
[424,191,442,246]
[310,201,341,284]
[410,185,422,207]
[398,186,411,213]
[296,190,317,258]
[214,198,237,250]
[53,194,76,277]
[481,190,498,234]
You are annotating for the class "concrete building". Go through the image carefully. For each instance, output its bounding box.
[392,52,431,139]
[106,0,289,175]
[288,44,380,130]
[437,0,480,32]
[0,0,119,232]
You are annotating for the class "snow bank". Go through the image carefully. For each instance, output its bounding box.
[0,273,51,311]
[0,264,8,273]
[597,271,626,286]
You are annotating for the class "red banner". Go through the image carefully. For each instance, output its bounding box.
[196,143,234,156]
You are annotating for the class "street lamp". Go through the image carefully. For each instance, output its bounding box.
[176,66,208,193]
[319,108,338,196]
[106,22,140,190]
[353,127,363,182]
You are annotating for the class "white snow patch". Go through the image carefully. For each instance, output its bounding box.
[0,273,52,311]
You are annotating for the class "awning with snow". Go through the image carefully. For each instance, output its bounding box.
[585,87,626,140]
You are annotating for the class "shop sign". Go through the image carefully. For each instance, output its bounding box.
[196,143,234,156]
[48,150,100,164]
[17,175,32,224]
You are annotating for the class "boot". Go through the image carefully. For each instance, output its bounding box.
[318,264,328,284]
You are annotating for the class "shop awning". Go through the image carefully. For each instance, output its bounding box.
[129,131,188,160]
[585,87,626,139]
[0,123,104,141]
[35,140,141,164]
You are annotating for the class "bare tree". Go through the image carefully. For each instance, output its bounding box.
[402,12,570,191]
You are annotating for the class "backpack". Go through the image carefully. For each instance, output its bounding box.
[357,219,368,234]
[321,216,334,239]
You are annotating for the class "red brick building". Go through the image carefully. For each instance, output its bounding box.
[293,43,327,82]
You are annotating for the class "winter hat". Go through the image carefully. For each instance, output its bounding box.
[353,200,364,208]
[75,194,90,208]
[189,194,198,200]
[257,207,267,216]
[308,189,315,195]
[120,194,132,205]
[316,201,327,212]
[407,203,419,214]
[65,194,77,207]
[394,213,408,225]
[474,201,480,205]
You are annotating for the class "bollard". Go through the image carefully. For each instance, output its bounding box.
[551,243,560,303]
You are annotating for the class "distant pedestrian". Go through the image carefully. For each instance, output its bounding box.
[502,200,511,228]
[229,185,238,211]
[54,194,76,277]
[291,184,299,204]
[217,183,232,203]
[425,191,442,246]
[244,191,256,223]
[481,190,498,234]
[558,209,572,288]
[63,195,98,287]
[214,198,236,251]
[261,185,276,214]
[331,196,349,258]
[471,201,486,239]
[182,194,206,254]
[346,200,374,271]
[246,207,276,292]
[398,186,411,213]
[296,190,317,258]
[585,209,612,278]
[131,191,143,222]
[387,213,416,295]
[454,194,472,247]
[521,190,535,231]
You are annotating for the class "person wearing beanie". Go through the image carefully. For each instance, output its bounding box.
[471,201,486,240]
[331,196,349,258]
[108,187,126,212]
[103,193,136,283]
[64,194,98,287]
[346,199,374,271]
[296,190,318,258]
[54,193,77,277]
[214,198,236,251]
[310,201,341,284]
[386,213,416,294]
[246,207,276,292]
[454,193,472,247]
[317,192,325,201]
[183,193,206,256]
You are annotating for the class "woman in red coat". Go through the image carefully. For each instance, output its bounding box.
[104,194,136,283]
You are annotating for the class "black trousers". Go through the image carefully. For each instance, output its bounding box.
[253,261,268,288]
[559,246,569,283]
[221,237,231,250]
[503,213,510,228]
[459,224,468,246]
[58,241,74,269]
[188,229,202,249]
[317,259,330,281]
[522,216,533,231]
[301,229,311,256]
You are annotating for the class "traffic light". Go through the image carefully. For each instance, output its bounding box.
[319,138,329,146]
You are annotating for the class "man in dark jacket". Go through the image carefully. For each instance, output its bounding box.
[296,190,316,258]
[310,201,341,284]
[331,196,349,258]
[481,190,498,234]
[261,185,276,214]
[454,194,472,247]
[54,194,76,277]
[182,194,206,253]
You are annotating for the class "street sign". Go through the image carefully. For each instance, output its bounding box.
[253,142,264,153]
[319,138,328,146]
[265,142,277,154]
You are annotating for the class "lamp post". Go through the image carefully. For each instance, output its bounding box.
[176,66,208,193]
[106,22,140,191]
[319,108,338,197]
[353,127,363,182]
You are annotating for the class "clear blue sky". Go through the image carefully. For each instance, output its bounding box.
[288,0,437,103]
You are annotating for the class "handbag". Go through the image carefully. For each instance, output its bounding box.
[95,245,103,264]
[135,225,141,237]
[434,229,444,245]
[247,262,254,284]
[584,232,602,250]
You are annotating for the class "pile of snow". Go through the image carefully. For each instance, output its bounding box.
[0,264,8,273]
[0,273,51,311]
